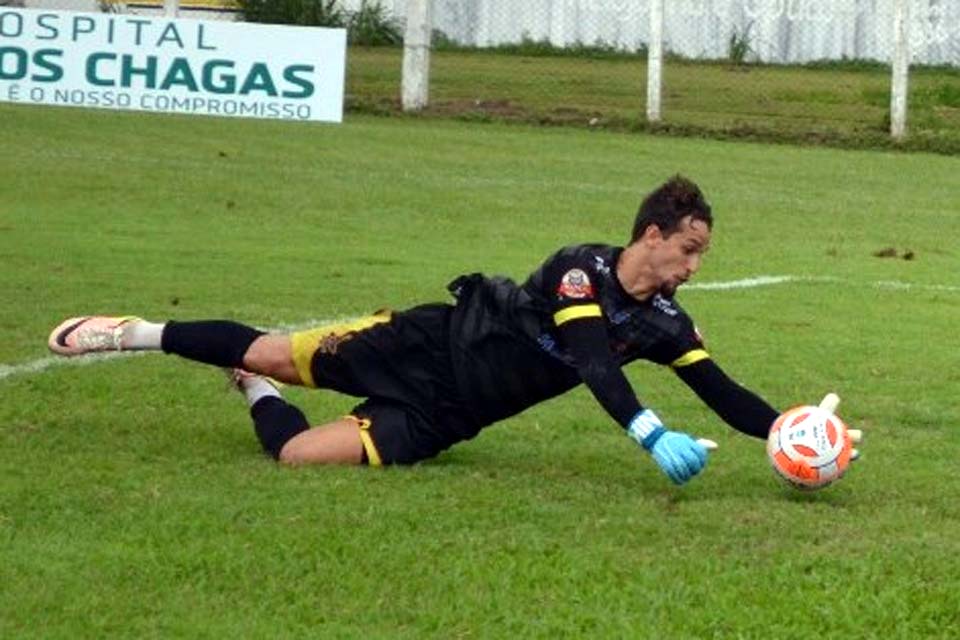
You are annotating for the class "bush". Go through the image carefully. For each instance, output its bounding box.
[238,0,401,46]
[236,0,346,27]
[348,1,402,46]
[727,22,754,66]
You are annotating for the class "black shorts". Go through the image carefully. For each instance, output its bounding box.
[290,304,481,465]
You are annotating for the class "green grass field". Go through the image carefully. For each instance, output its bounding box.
[347,47,960,153]
[2,103,959,637]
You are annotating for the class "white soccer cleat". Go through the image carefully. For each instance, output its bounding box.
[47,316,141,356]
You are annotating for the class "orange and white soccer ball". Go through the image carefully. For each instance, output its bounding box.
[767,404,853,490]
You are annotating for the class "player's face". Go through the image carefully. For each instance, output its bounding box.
[647,217,711,296]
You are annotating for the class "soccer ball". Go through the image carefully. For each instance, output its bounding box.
[767,405,853,490]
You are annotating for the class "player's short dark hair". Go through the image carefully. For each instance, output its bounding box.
[631,175,713,243]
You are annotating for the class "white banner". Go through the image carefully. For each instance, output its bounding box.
[0,8,346,122]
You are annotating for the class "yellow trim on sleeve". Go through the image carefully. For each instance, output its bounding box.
[553,304,602,326]
[670,349,710,368]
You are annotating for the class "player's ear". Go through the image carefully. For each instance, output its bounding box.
[642,224,665,244]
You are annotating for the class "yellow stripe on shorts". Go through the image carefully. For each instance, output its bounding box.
[290,312,391,387]
[553,304,602,326]
[346,415,382,467]
[670,349,710,368]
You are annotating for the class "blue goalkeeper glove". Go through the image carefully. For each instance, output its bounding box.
[627,409,709,485]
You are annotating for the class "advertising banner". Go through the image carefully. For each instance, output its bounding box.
[0,8,346,122]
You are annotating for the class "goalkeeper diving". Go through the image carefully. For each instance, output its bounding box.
[47,176,859,484]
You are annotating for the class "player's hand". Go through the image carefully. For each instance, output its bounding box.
[627,409,709,485]
[818,393,864,462]
[848,428,863,462]
[649,431,709,484]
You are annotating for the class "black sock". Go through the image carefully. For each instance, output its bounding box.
[250,396,309,460]
[160,320,265,368]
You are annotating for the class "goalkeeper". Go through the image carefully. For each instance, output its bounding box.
[48,176,779,485]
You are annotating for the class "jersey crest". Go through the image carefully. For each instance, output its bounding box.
[557,269,594,299]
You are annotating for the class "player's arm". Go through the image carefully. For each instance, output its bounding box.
[544,261,642,426]
[672,354,778,439]
[555,310,708,485]
[554,311,641,427]
[542,258,707,484]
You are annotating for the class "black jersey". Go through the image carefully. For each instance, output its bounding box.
[447,244,705,427]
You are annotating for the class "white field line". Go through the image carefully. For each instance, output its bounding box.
[684,275,799,290]
[0,351,145,381]
[4,277,959,383]
[871,280,960,292]
[685,275,960,293]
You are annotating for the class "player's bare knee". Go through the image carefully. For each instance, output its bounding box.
[275,434,319,465]
[243,335,284,370]
[243,334,297,380]
[277,442,303,465]
[274,422,365,466]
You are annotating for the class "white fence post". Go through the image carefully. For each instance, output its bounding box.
[163,0,179,18]
[646,0,664,122]
[402,0,432,112]
[890,0,911,140]
[549,1,566,47]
